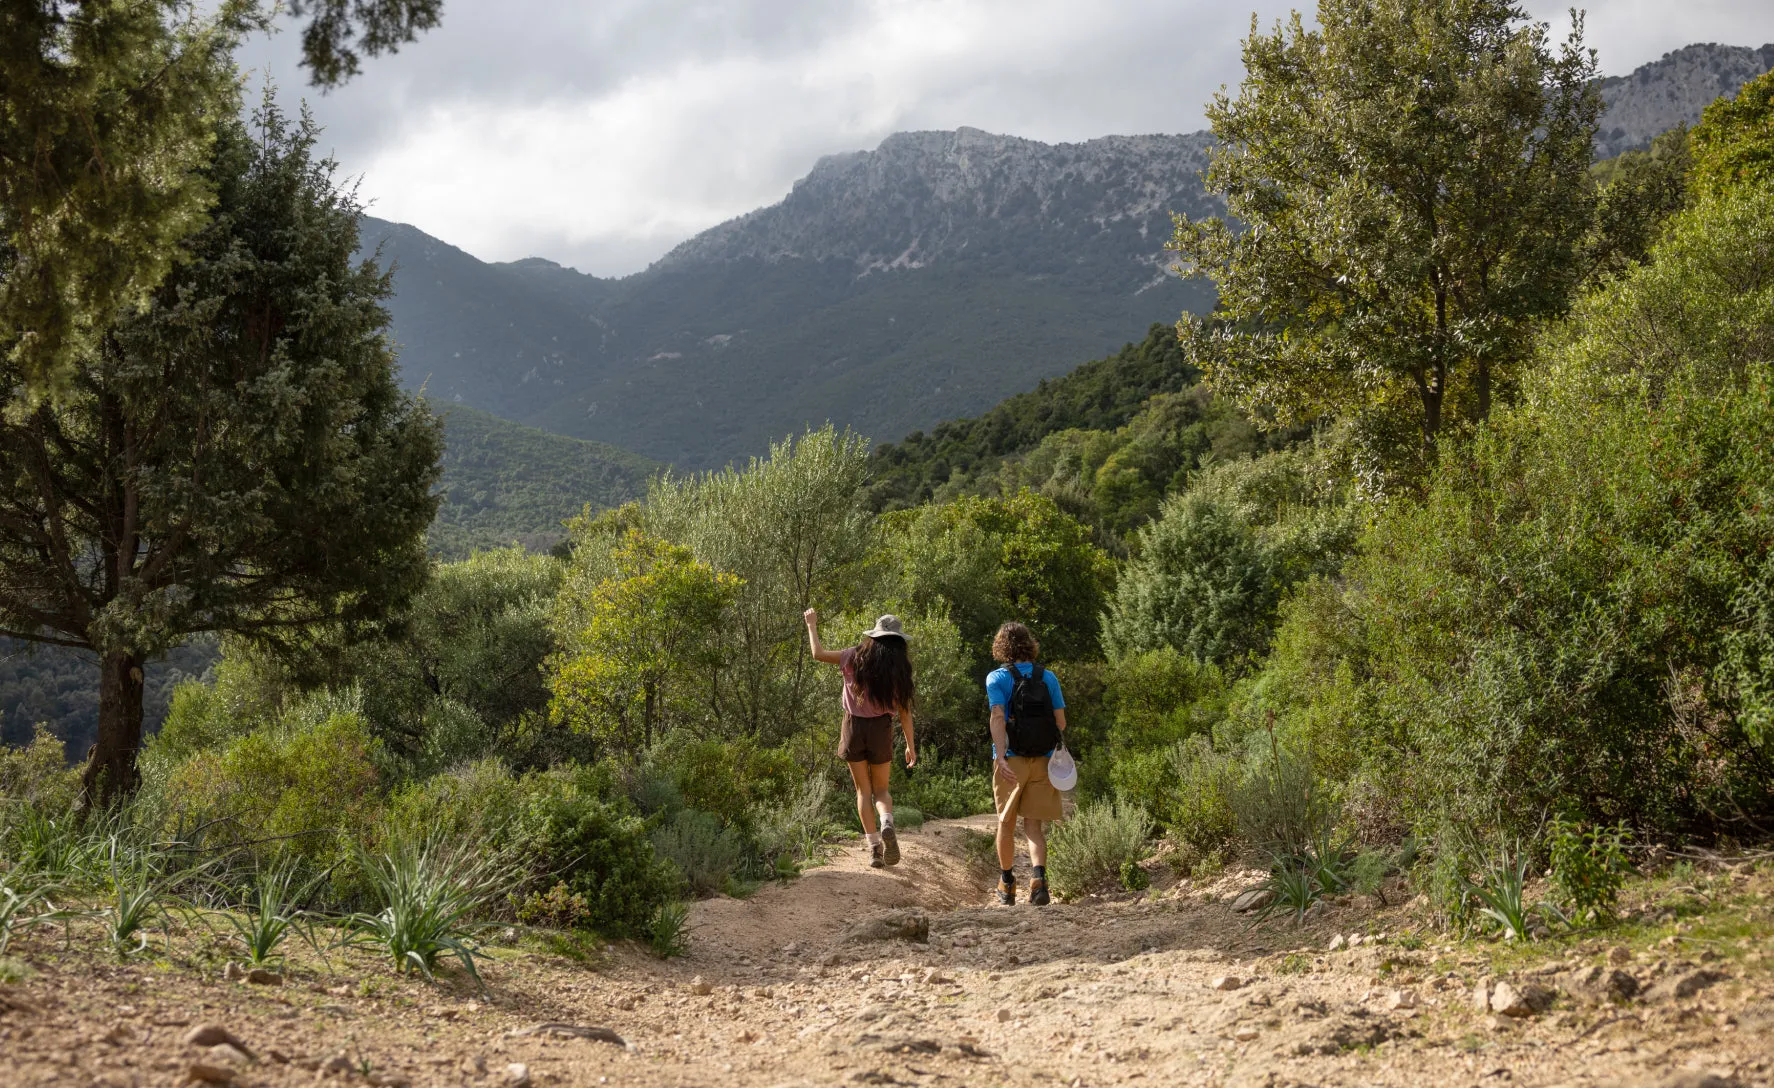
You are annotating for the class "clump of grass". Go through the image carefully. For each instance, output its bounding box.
[648,900,691,958]
[1048,801,1152,900]
[225,862,319,967]
[1256,864,1322,924]
[959,828,998,872]
[0,879,64,955]
[1468,844,1565,942]
[343,839,505,989]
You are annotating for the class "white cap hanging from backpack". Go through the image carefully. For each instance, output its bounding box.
[1047,738,1078,792]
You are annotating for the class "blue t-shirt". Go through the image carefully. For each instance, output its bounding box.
[987,662,1065,757]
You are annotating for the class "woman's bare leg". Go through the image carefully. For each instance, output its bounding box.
[868,761,893,825]
[847,760,878,835]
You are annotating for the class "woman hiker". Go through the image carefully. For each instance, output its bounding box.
[804,609,917,868]
[987,621,1066,905]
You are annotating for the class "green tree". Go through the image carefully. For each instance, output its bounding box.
[885,490,1115,664]
[642,427,875,742]
[1173,0,1599,451]
[1690,68,1774,197]
[1586,126,1692,279]
[0,1,444,394]
[0,102,442,804]
[549,532,740,758]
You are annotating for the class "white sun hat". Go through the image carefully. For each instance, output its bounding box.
[1047,741,1078,792]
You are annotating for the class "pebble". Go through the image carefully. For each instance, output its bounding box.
[208,1043,252,1066]
[1386,989,1417,1011]
[1233,1026,1260,1042]
[506,1062,531,1086]
[186,1062,235,1084]
[182,1024,250,1055]
[222,963,246,982]
[996,1008,1013,1022]
[245,968,282,986]
[688,976,713,996]
[1471,980,1493,1012]
[1327,934,1347,952]
[1210,975,1243,991]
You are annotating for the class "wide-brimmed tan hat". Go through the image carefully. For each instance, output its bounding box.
[861,614,907,641]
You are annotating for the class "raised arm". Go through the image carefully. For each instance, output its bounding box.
[803,608,844,664]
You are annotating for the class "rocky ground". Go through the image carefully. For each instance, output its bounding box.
[2,814,1770,1088]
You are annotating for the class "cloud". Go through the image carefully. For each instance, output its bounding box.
[237,0,1774,277]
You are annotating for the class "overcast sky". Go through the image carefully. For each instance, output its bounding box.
[238,1,1774,278]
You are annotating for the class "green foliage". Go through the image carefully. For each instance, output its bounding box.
[1547,818,1632,925]
[1175,0,1600,449]
[0,0,250,392]
[747,776,839,872]
[883,489,1115,665]
[896,748,993,820]
[1102,446,1357,668]
[1587,127,1691,279]
[157,704,384,886]
[0,727,78,819]
[1690,68,1774,197]
[1047,801,1153,900]
[430,406,657,559]
[0,97,442,803]
[549,533,740,757]
[648,900,691,959]
[514,882,591,931]
[650,810,746,898]
[1466,846,1562,942]
[344,838,505,989]
[1347,850,1392,899]
[0,879,64,956]
[635,427,876,745]
[223,862,317,967]
[867,325,1201,510]
[1255,864,1323,925]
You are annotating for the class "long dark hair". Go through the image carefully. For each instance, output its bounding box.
[853,635,915,712]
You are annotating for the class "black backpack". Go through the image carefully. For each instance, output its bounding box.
[1006,664,1060,756]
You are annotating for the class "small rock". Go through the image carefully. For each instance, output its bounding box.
[1231,888,1274,913]
[822,953,843,966]
[1471,980,1493,1012]
[222,962,246,982]
[921,969,951,985]
[688,976,713,996]
[1607,945,1633,966]
[317,1055,355,1076]
[208,1043,252,1066]
[996,1008,1013,1022]
[245,968,282,986]
[1211,975,1243,991]
[1385,989,1418,1011]
[1327,934,1347,952]
[1233,1026,1260,1042]
[183,1025,251,1055]
[505,1062,531,1086]
[1348,934,1364,948]
[185,1062,234,1084]
[1489,981,1553,1017]
[1566,965,1639,1004]
[366,1075,410,1088]
[102,1023,139,1046]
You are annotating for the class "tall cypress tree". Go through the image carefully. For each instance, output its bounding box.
[0,99,442,805]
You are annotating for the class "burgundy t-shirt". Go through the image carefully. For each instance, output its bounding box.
[840,646,894,717]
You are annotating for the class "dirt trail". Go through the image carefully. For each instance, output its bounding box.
[3,817,1772,1088]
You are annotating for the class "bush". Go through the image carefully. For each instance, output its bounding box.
[1047,801,1153,900]
[388,760,675,936]
[644,735,801,833]
[155,704,384,895]
[896,747,993,819]
[651,810,746,897]
[1548,818,1631,924]
[0,728,77,828]
[748,776,837,871]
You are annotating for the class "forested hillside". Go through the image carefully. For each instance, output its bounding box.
[431,405,657,558]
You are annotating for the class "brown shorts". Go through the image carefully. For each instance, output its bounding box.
[993,755,1063,823]
[839,712,894,765]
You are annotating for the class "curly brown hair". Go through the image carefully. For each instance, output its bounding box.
[991,622,1040,664]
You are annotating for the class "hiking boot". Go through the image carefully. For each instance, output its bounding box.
[996,878,1015,906]
[881,825,901,866]
[1029,878,1050,907]
[870,841,886,868]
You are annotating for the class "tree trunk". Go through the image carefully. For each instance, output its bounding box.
[81,648,145,809]
[1477,356,1492,421]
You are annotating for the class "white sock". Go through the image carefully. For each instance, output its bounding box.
[866,832,882,846]
[877,805,894,829]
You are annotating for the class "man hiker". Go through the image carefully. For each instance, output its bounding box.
[986,621,1066,905]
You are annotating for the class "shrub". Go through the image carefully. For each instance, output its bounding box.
[345,838,507,988]
[645,735,801,832]
[651,810,745,897]
[896,748,993,819]
[649,900,691,958]
[512,770,678,935]
[1047,802,1152,900]
[748,776,837,871]
[514,881,591,930]
[1547,818,1631,924]
[0,728,77,825]
[156,705,384,897]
